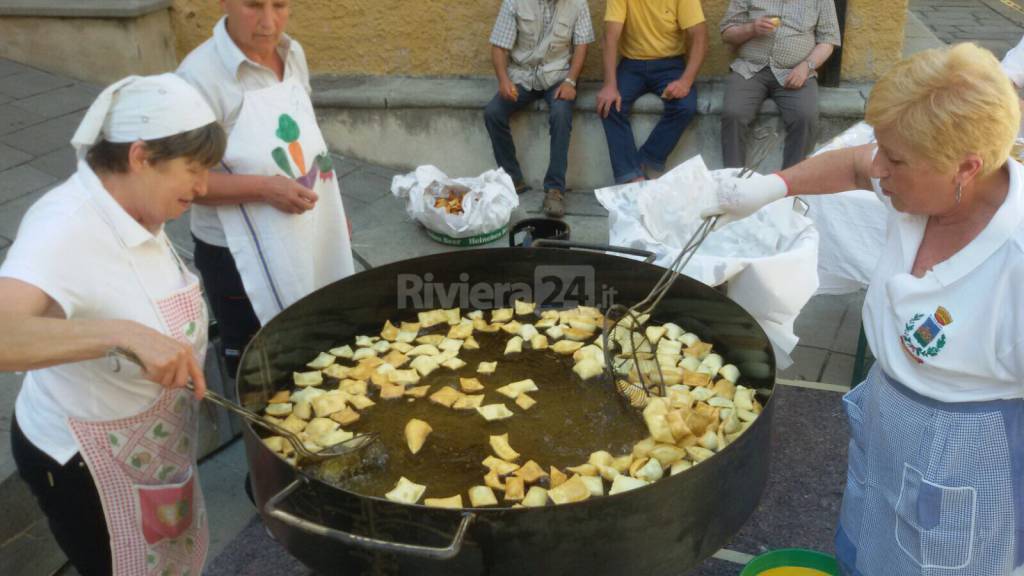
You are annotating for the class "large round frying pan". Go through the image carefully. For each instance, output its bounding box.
[236,244,776,575]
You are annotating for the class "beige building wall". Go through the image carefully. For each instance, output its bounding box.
[171,0,905,82]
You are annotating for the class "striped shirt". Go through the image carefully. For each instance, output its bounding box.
[720,0,841,85]
[489,0,595,51]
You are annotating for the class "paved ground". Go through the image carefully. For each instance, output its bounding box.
[911,0,1024,56]
[0,4,1021,573]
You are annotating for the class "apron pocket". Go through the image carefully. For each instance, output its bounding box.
[136,465,197,545]
[895,463,976,570]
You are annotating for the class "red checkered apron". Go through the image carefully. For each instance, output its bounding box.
[68,256,210,575]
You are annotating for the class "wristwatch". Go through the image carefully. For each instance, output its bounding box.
[562,77,577,87]
[805,58,818,72]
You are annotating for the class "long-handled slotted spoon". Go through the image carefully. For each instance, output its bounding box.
[107,347,378,464]
[601,125,782,409]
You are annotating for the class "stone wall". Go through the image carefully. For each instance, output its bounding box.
[0,9,177,84]
[171,0,907,82]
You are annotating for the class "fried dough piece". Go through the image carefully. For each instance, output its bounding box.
[306,352,336,370]
[504,477,525,501]
[504,336,523,355]
[514,460,548,484]
[514,300,537,315]
[424,495,463,509]
[382,350,410,368]
[489,433,520,461]
[515,394,537,411]
[311,393,347,418]
[452,394,484,410]
[609,475,649,495]
[551,340,584,355]
[495,379,538,399]
[477,403,514,421]
[405,384,431,398]
[404,418,433,454]
[468,486,498,507]
[385,477,426,504]
[477,361,498,375]
[547,475,591,505]
[491,308,514,323]
[410,355,440,377]
[429,386,462,408]
[322,364,351,379]
[459,377,485,393]
[293,371,323,388]
[329,345,354,359]
[482,456,520,475]
[522,486,548,507]
[329,408,360,426]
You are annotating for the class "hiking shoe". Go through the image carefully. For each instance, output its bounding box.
[542,188,566,218]
[514,181,532,194]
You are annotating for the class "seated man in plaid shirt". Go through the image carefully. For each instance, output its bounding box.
[720,0,841,169]
[484,0,594,218]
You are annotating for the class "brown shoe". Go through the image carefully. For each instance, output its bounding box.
[542,188,566,218]
[514,180,531,194]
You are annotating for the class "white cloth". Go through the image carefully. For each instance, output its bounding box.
[0,162,191,464]
[1002,35,1024,89]
[596,156,820,367]
[215,75,354,325]
[176,16,311,247]
[70,74,215,160]
[862,158,1024,403]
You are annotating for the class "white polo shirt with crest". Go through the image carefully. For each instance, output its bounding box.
[862,157,1024,402]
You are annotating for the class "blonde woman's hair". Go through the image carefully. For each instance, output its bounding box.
[865,43,1020,177]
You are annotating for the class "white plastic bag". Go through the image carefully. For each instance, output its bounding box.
[595,156,820,366]
[391,165,519,244]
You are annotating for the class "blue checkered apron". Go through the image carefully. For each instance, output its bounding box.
[836,365,1024,575]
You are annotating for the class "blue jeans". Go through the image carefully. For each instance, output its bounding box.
[601,57,698,183]
[483,83,574,192]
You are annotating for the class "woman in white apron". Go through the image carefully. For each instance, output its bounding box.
[0,75,226,575]
[176,0,355,381]
[705,43,1024,575]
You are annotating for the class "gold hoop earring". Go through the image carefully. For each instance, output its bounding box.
[955,182,962,205]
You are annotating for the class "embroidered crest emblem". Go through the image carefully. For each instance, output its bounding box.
[900,306,953,362]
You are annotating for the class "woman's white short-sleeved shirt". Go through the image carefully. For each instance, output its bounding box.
[0,162,189,464]
[862,158,1024,402]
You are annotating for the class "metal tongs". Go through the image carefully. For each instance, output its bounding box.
[602,125,781,409]
[107,348,378,464]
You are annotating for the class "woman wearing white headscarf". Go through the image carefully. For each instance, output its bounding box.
[0,74,226,575]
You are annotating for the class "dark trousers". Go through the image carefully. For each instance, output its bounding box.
[483,82,574,192]
[11,415,112,576]
[193,236,261,378]
[601,57,698,183]
[721,68,819,169]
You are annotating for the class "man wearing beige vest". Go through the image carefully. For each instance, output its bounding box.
[485,0,595,218]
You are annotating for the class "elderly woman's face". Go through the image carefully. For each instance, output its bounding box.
[222,0,290,56]
[139,157,210,229]
[871,127,958,216]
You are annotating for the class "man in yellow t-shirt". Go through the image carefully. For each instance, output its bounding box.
[597,0,708,184]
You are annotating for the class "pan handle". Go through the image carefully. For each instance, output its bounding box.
[263,479,476,560]
[531,239,656,264]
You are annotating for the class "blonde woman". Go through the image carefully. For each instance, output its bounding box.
[705,44,1024,574]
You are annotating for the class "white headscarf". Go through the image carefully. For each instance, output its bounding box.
[70,73,217,160]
